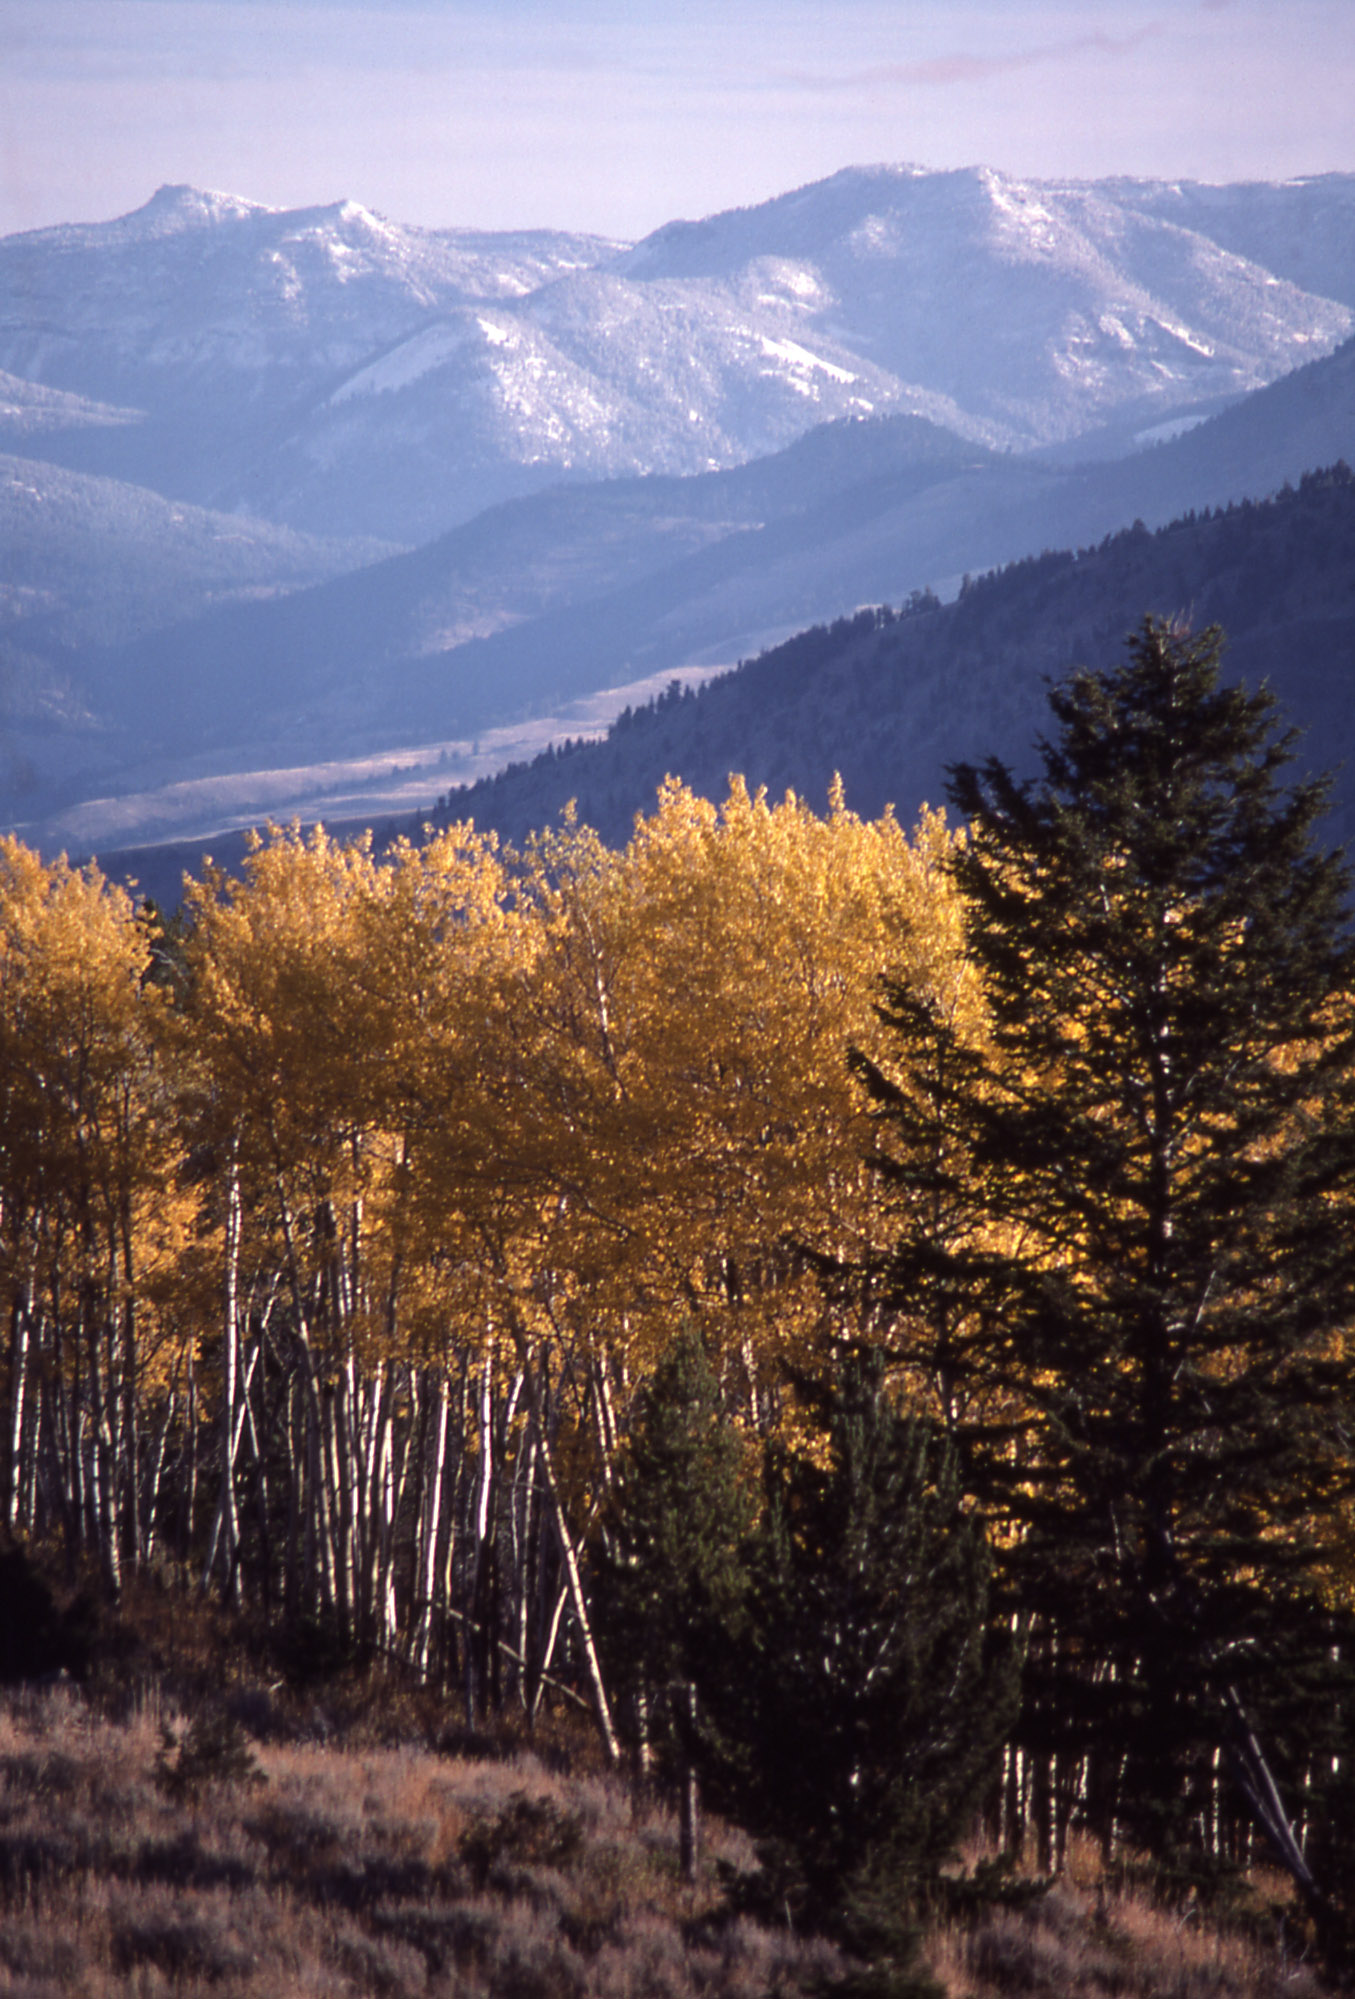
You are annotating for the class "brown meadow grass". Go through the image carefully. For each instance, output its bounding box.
[925,1840,1326,1999]
[0,1683,846,1996]
[0,1685,1332,1999]
[0,1563,1333,1999]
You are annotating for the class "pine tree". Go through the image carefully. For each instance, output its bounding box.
[592,1328,754,1871]
[703,1351,1018,1992]
[854,620,1355,1942]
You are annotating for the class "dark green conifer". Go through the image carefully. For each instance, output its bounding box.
[704,1352,1018,1994]
[853,619,1355,1950]
[592,1328,753,1798]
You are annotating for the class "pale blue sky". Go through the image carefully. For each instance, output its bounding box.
[2,0,1352,240]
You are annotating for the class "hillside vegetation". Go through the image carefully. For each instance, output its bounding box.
[4,621,1355,1986]
[0,1674,1328,1999]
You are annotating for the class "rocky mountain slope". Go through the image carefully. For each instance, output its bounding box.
[5,168,1353,543]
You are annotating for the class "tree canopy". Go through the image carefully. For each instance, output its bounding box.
[853,618,1355,1934]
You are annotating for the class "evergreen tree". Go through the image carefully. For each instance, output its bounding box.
[704,1352,1018,1993]
[854,620,1355,1944]
[593,1327,754,1854]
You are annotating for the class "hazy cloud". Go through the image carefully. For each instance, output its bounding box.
[2,1,1352,240]
[786,24,1166,92]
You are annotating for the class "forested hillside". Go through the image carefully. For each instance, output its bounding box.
[444,463,1355,847]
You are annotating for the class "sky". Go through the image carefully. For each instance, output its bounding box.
[2,0,1353,242]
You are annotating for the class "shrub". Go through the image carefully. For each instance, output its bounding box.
[154,1710,267,1803]
[459,1790,586,1888]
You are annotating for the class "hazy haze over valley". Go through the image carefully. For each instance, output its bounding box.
[4,2,1355,863]
[6,157,1355,863]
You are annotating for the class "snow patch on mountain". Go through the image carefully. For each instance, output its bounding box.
[758,335,857,387]
[331,323,476,402]
[4,166,1355,541]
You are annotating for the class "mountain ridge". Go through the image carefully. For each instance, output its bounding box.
[82,467,1355,911]
[19,319,1354,851]
[8,163,1355,856]
[6,165,1353,542]
[435,465,1355,850]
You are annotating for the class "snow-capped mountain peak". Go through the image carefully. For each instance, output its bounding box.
[4,165,1355,543]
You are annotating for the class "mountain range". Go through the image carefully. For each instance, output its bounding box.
[100,465,1355,913]
[4,164,1355,860]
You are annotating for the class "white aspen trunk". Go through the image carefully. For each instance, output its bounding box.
[340,1352,364,1632]
[203,1146,242,1600]
[350,1359,378,1642]
[323,1384,351,1637]
[88,1322,122,1595]
[76,1405,94,1552]
[142,1382,178,1564]
[184,1347,199,1565]
[18,1320,43,1534]
[522,1355,619,1762]
[6,1289,31,1530]
[679,1682,700,1883]
[318,1391,340,1620]
[528,1580,571,1725]
[370,1367,401,1651]
[284,1371,303,1616]
[465,1346,496,1724]
[274,1172,346,1618]
[474,1348,495,1547]
[493,1365,526,1703]
[591,1347,619,1487]
[238,1341,271,1602]
[301,1378,318,1614]
[118,1182,142,1566]
[202,1333,259,1593]
[66,1350,88,1553]
[414,1371,451,1679]
[440,1358,472,1675]
[379,1406,402,1653]
[509,1422,539,1705]
[297,1338,336,1619]
[366,1361,405,1651]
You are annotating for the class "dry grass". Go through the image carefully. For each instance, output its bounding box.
[0,1685,843,1997]
[925,1837,1327,1999]
[0,1669,1337,1999]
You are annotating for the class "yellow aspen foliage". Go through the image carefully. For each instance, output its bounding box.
[179,825,413,1335]
[0,788,976,1666]
[391,778,976,1430]
[0,838,191,1568]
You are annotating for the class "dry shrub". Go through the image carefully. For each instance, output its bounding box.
[0,1688,843,1997]
[458,1790,587,1888]
[154,1712,266,1804]
[0,1688,1336,1999]
[927,1863,1329,1999]
[325,1927,429,1998]
[110,1896,259,1982]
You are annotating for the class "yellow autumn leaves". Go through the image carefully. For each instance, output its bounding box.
[179,780,969,1381]
[0,780,973,1610]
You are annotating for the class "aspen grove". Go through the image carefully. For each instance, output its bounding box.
[0,780,971,1746]
[6,698,1355,1947]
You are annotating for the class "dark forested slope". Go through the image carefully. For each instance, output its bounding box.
[442,465,1355,847]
